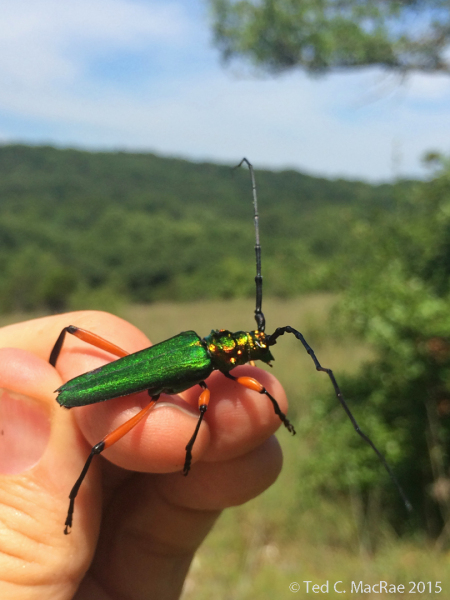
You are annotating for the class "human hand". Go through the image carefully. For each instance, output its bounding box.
[0,311,286,599]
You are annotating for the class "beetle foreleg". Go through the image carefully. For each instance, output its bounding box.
[49,325,129,367]
[225,372,295,434]
[64,396,158,534]
[183,382,210,475]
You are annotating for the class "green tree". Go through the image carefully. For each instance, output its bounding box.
[209,0,450,75]
[0,144,398,313]
[303,159,450,542]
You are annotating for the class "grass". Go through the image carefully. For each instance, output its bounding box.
[1,295,448,598]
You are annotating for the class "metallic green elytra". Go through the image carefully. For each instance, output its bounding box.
[56,329,273,409]
[57,331,211,408]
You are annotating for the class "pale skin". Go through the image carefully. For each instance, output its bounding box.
[0,311,287,600]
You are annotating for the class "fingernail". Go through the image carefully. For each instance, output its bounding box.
[0,389,51,474]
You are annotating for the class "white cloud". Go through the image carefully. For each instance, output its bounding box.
[407,74,450,102]
[0,0,190,88]
[0,0,449,180]
[0,0,187,43]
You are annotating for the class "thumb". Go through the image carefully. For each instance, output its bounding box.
[0,348,98,600]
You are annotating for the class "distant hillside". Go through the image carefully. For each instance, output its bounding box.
[0,144,417,313]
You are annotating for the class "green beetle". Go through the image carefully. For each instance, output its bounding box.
[50,159,410,534]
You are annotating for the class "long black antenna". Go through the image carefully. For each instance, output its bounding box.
[235,158,411,513]
[267,327,413,513]
[235,158,265,332]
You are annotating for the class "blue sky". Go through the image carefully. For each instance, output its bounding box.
[1,0,449,181]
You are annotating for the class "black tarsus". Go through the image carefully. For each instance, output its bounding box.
[184,381,209,475]
[267,325,413,512]
[49,325,79,367]
[64,440,105,534]
[235,158,265,332]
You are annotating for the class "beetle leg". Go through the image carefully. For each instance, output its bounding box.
[49,325,130,367]
[224,372,296,435]
[63,395,159,534]
[183,382,210,476]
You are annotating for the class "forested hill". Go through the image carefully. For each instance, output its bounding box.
[0,144,416,313]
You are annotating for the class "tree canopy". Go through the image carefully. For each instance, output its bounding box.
[303,156,450,539]
[209,0,450,75]
[0,144,406,314]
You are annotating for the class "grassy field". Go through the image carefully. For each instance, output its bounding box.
[1,296,448,598]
